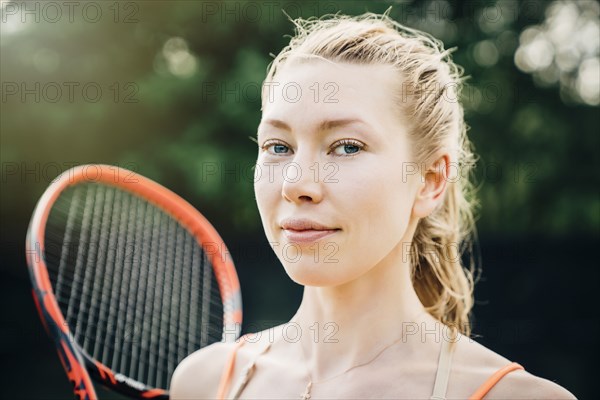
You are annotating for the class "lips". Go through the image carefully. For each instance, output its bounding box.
[280,218,340,244]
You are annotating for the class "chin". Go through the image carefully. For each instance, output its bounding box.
[281,258,367,287]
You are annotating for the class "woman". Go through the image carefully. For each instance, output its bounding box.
[170,11,576,399]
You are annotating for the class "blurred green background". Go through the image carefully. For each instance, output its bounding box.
[1,0,598,398]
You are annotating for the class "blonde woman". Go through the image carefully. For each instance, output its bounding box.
[170,11,576,400]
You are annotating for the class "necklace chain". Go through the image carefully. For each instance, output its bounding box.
[296,329,408,400]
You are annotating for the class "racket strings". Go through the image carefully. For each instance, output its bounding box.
[45,226,225,330]
[44,187,225,329]
[44,200,224,345]
[44,182,225,390]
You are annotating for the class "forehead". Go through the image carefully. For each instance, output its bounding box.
[261,60,402,130]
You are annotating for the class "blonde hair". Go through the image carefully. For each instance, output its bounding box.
[262,9,480,337]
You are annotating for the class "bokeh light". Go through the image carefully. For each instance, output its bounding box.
[161,37,198,78]
[514,0,600,105]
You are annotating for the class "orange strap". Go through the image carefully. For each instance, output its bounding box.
[216,337,247,400]
[468,362,525,400]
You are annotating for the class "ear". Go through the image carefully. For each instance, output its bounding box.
[412,153,451,219]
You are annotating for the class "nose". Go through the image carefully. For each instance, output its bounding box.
[281,154,323,204]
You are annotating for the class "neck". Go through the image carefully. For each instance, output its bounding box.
[287,235,442,382]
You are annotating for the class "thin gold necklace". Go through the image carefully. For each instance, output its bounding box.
[296,332,408,400]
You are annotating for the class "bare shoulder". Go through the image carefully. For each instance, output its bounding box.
[169,329,277,400]
[169,340,236,400]
[449,334,576,399]
[484,368,577,399]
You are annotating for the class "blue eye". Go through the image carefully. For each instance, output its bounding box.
[261,141,291,155]
[342,144,359,154]
[273,144,289,154]
[331,140,364,156]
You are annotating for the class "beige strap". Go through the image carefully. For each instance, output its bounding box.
[228,340,273,399]
[430,338,456,400]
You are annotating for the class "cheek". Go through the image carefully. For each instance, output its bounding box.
[369,189,409,239]
[343,161,414,242]
[381,172,415,234]
[253,162,283,231]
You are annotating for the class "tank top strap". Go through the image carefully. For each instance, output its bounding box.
[430,337,457,400]
[216,334,273,400]
[216,337,247,400]
[468,362,525,400]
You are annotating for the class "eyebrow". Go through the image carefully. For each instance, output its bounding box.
[261,118,368,132]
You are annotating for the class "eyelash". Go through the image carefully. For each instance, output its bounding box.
[260,139,365,157]
[331,139,365,156]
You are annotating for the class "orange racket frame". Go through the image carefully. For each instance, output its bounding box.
[25,164,242,399]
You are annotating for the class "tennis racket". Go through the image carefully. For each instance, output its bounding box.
[25,164,242,399]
